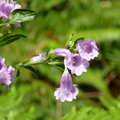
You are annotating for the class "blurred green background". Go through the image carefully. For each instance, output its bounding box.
[0,0,120,120]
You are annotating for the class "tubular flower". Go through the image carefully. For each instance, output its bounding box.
[76,39,99,61]
[53,48,89,76]
[54,62,78,102]
[0,0,21,27]
[53,39,99,102]
[0,57,15,89]
[66,54,89,76]
[53,48,72,58]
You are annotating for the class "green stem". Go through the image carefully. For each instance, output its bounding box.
[14,57,64,69]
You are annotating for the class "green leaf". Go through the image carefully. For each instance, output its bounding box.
[0,87,24,112]
[16,68,21,77]
[24,66,38,77]
[8,107,35,120]
[60,105,120,120]
[0,34,26,47]
[0,9,36,26]
[60,106,76,120]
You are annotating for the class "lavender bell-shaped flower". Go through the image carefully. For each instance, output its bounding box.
[66,53,89,76]
[53,48,89,76]
[0,0,21,27]
[0,57,15,89]
[54,61,79,102]
[76,39,99,61]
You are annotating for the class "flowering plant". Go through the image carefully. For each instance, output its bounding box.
[0,0,99,102]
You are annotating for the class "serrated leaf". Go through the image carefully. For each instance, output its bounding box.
[0,9,36,26]
[0,34,26,47]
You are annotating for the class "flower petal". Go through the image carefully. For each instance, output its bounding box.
[66,54,89,76]
[76,39,99,61]
[54,67,78,102]
[0,57,15,89]
[53,48,71,58]
[31,52,46,62]
[0,0,21,26]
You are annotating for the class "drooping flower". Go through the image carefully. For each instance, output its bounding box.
[53,48,89,76]
[31,52,46,62]
[76,39,99,61]
[0,0,21,27]
[0,57,15,89]
[53,39,99,102]
[54,62,79,102]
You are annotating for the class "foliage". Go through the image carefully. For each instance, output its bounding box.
[0,34,26,47]
[0,9,36,27]
[60,104,120,120]
[0,86,36,120]
[0,0,120,120]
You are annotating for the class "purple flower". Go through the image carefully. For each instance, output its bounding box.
[54,65,78,102]
[0,0,21,27]
[0,57,15,89]
[66,54,89,76]
[53,48,89,76]
[76,39,99,61]
[31,52,46,62]
[53,48,71,58]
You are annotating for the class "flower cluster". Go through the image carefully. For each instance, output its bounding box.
[0,0,99,103]
[0,57,15,89]
[0,0,21,27]
[53,39,99,102]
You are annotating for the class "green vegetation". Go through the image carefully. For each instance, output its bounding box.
[0,0,120,120]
